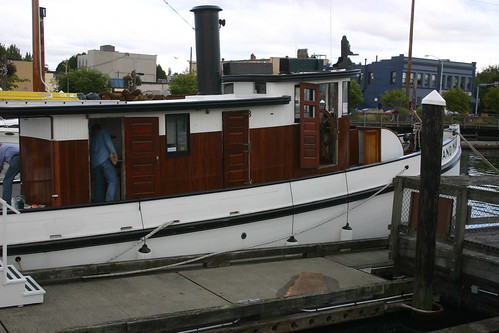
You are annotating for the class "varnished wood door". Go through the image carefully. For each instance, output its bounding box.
[223,111,251,187]
[124,117,161,199]
[300,83,320,169]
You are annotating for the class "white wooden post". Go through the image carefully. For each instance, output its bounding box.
[2,199,7,285]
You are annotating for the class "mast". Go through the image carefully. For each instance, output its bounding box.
[405,0,415,109]
[32,0,46,92]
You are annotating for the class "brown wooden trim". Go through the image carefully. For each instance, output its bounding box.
[161,132,223,195]
[299,83,320,169]
[223,111,250,187]
[124,117,161,199]
[53,140,90,206]
[363,129,381,164]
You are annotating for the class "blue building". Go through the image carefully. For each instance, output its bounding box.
[351,54,476,110]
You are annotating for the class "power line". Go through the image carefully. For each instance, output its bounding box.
[469,0,499,6]
[162,0,195,30]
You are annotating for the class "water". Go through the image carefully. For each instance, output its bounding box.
[307,148,499,332]
[460,148,499,176]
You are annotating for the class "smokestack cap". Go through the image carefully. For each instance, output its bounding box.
[191,5,222,12]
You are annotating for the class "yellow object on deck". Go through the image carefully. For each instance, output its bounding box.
[0,91,79,100]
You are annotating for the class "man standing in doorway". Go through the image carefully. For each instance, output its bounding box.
[90,124,118,202]
[0,143,20,204]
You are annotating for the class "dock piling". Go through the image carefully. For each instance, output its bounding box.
[413,90,445,311]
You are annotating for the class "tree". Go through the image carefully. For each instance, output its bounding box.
[382,89,408,109]
[483,86,499,114]
[476,65,499,85]
[168,71,197,95]
[156,64,167,81]
[0,43,32,61]
[55,67,111,94]
[0,43,32,90]
[123,74,142,89]
[349,80,364,109]
[476,65,499,113]
[55,54,79,74]
[442,88,470,115]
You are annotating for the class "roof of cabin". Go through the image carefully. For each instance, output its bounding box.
[0,95,291,117]
[223,69,360,82]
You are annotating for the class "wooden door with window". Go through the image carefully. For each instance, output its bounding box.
[223,111,251,187]
[124,117,161,199]
[299,83,320,168]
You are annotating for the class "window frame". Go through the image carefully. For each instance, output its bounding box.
[165,113,190,157]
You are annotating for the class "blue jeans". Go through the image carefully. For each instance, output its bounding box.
[3,154,20,203]
[92,159,117,202]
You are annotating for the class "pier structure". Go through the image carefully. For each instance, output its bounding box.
[389,175,499,315]
[0,239,417,333]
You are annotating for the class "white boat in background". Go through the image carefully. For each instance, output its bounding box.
[0,118,18,146]
[0,5,461,272]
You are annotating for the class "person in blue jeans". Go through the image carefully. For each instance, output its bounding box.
[90,124,118,202]
[0,143,20,204]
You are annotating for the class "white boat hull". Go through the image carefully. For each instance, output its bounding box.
[2,132,461,271]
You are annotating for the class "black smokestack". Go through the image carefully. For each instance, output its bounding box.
[191,5,223,95]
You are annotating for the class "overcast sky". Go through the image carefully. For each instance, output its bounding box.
[1,0,498,74]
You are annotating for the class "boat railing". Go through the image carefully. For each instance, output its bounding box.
[1,198,20,286]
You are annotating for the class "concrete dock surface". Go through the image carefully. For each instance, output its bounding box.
[0,250,403,333]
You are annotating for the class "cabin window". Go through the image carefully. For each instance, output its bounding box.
[165,114,190,156]
[254,81,266,94]
[303,87,316,118]
[223,83,234,94]
[294,85,300,122]
[341,81,349,115]
[319,82,339,165]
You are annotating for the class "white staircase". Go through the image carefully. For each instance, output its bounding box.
[0,260,46,308]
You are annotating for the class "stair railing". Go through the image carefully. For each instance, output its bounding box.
[1,198,20,285]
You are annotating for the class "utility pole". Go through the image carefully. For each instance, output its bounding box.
[413,90,445,311]
[405,0,415,109]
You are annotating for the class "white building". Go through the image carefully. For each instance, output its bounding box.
[77,45,157,83]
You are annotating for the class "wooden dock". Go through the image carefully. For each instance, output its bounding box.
[0,239,420,333]
[390,175,499,316]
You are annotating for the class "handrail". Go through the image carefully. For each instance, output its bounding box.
[1,198,20,285]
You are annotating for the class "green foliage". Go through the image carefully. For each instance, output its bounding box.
[0,43,32,90]
[349,80,364,109]
[55,55,79,73]
[55,67,111,94]
[442,88,470,115]
[123,74,142,88]
[0,43,32,61]
[476,65,499,85]
[382,89,408,108]
[156,64,167,81]
[168,71,197,95]
[483,86,499,113]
